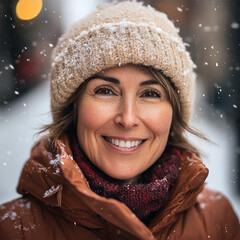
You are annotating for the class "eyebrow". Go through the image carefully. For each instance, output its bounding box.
[139,79,159,86]
[87,75,159,86]
[87,76,120,84]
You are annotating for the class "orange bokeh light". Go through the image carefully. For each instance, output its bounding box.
[16,0,43,20]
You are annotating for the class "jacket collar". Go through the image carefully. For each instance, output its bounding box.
[149,151,209,233]
[17,134,208,239]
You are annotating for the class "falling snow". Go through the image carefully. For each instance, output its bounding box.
[177,7,183,12]
[0,0,239,222]
[200,203,206,209]
[231,22,239,29]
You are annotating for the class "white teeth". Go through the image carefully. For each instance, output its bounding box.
[106,138,143,148]
[126,141,131,148]
[114,139,119,145]
[119,140,125,147]
[136,141,141,146]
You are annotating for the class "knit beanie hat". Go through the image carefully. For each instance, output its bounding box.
[50,1,196,123]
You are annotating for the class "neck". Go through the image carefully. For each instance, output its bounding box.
[121,175,141,184]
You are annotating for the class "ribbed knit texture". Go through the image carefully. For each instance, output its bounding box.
[70,132,181,221]
[50,1,196,123]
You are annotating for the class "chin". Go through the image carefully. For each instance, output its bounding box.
[104,169,140,183]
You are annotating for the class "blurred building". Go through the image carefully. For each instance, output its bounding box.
[0,0,61,104]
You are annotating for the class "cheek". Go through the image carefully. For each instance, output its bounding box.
[143,104,173,134]
[77,99,114,132]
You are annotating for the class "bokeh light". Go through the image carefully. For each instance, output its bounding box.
[16,0,43,20]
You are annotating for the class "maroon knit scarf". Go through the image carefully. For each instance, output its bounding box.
[70,134,181,221]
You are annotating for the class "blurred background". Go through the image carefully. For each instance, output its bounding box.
[0,0,239,218]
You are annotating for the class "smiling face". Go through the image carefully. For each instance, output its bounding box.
[77,64,173,182]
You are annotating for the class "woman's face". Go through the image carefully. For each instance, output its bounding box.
[77,64,173,182]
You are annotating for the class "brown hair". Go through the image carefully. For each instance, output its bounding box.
[39,64,207,156]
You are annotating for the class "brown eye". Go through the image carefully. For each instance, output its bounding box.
[94,87,116,96]
[141,90,161,98]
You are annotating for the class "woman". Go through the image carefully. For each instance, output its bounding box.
[0,1,239,239]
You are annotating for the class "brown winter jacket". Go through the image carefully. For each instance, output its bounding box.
[0,134,239,240]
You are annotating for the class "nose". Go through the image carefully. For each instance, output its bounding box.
[114,98,140,129]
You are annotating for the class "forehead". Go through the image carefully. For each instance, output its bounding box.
[97,64,153,84]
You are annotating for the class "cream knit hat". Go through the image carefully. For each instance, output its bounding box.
[50,1,196,123]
